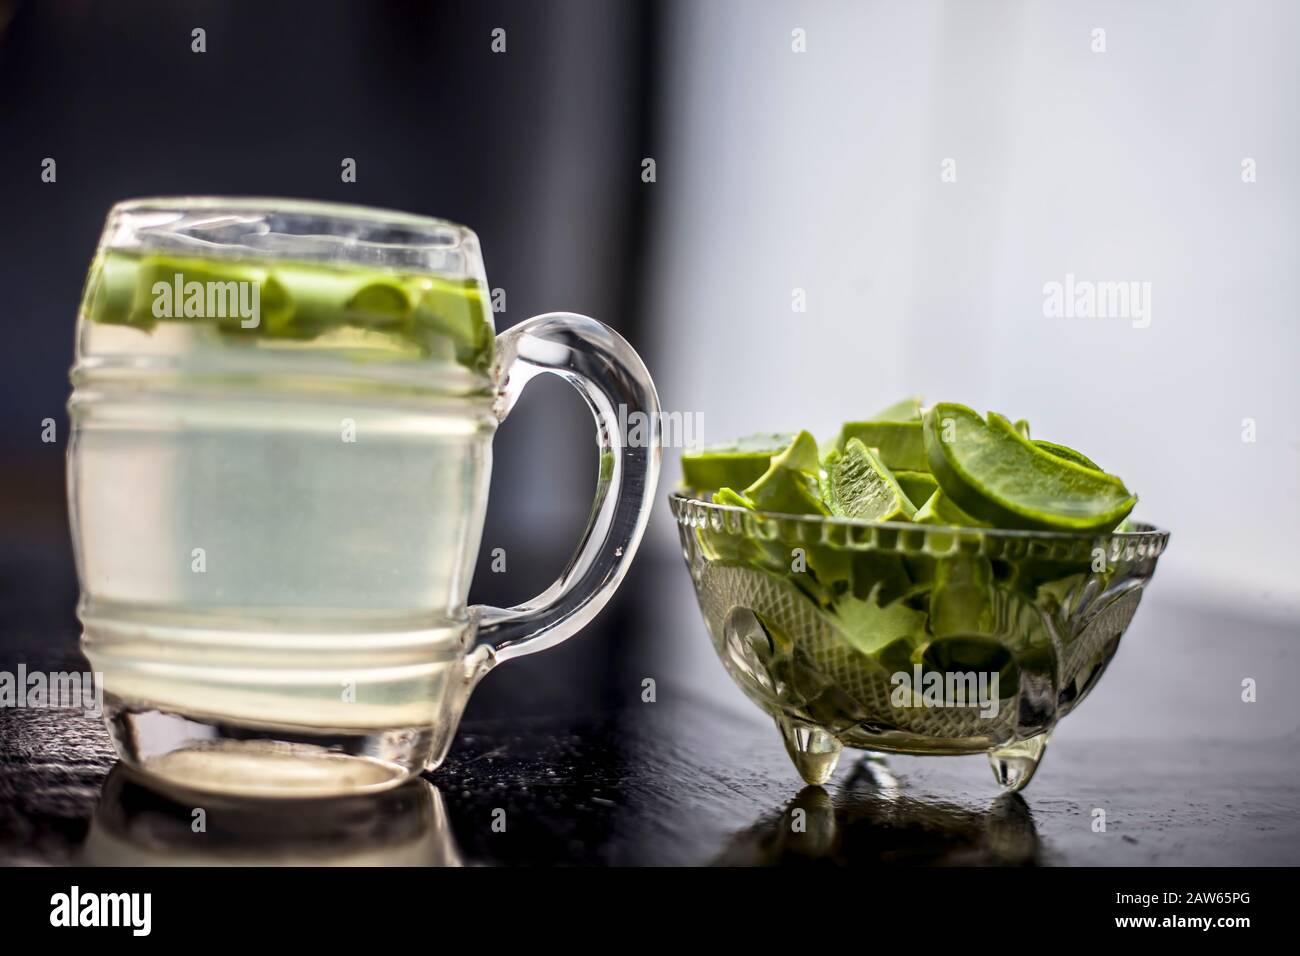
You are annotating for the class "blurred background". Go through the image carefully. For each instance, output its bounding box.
[0,0,660,715]
[1,0,1297,813]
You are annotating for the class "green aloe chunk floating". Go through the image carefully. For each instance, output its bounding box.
[412,282,495,371]
[682,433,795,492]
[893,470,938,510]
[821,439,915,522]
[80,249,494,372]
[1014,419,1031,440]
[1033,439,1102,472]
[922,403,1136,532]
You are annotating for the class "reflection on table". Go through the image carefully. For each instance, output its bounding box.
[713,757,1040,866]
[82,765,463,867]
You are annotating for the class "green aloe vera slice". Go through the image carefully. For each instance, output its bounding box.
[830,396,928,472]
[993,413,1103,473]
[80,249,493,370]
[832,421,927,473]
[850,551,914,605]
[411,281,494,372]
[696,487,771,567]
[740,431,829,516]
[1033,439,1102,472]
[922,403,1136,532]
[833,585,930,657]
[713,487,755,509]
[913,489,989,527]
[869,396,923,422]
[894,470,938,510]
[681,433,794,492]
[822,439,915,522]
[714,481,856,590]
[929,555,996,637]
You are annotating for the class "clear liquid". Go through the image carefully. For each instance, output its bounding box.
[71,326,495,732]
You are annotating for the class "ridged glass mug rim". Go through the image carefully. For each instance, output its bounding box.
[104,196,478,251]
[98,197,484,280]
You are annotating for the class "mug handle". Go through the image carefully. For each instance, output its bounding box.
[470,313,661,666]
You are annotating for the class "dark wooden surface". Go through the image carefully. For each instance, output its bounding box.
[5,701,1299,867]
[3,536,1299,867]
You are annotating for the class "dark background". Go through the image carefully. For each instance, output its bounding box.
[0,0,664,715]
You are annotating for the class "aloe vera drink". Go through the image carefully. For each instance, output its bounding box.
[71,249,497,735]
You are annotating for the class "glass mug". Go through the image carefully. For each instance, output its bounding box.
[68,198,660,797]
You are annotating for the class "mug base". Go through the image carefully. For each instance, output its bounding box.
[103,696,435,798]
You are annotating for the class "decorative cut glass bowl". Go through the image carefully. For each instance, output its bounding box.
[669,491,1170,791]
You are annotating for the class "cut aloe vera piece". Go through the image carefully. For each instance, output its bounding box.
[894,470,938,510]
[834,585,929,657]
[714,487,755,509]
[681,433,794,492]
[742,431,829,516]
[923,403,1136,532]
[850,551,913,605]
[874,635,921,676]
[929,555,996,637]
[914,489,989,527]
[992,413,1103,473]
[1033,439,1102,472]
[696,488,772,568]
[697,562,891,701]
[832,420,927,472]
[81,252,157,331]
[85,253,278,332]
[411,279,494,372]
[713,484,851,587]
[870,396,923,422]
[81,250,494,367]
[822,439,915,521]
[802,540,854,592]
[263,263,404,339]
[830,397,928,472]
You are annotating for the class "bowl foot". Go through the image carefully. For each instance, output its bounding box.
[776,715,843,785]
[988,733,1050,792]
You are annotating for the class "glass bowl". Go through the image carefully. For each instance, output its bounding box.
[669,491,1170,791]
